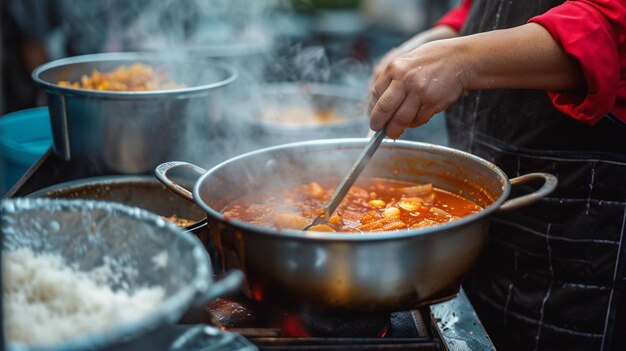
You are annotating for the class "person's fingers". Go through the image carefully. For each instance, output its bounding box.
[371,61,386,84]
[413,83,460,127]
[369,80,406,131]
[408,112,426,128]
[410,101,447,128]
[385,92,421,139]
[369,69,393,107]
[408,111,432,128]
[367,97,376,119]
[371,50,399,86]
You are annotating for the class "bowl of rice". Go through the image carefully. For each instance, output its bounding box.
[1,198,243,350]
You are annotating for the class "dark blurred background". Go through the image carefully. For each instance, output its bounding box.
[0,0,455,195]
[1,0,453,114]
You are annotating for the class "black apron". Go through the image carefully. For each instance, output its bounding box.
[446,1,626,350]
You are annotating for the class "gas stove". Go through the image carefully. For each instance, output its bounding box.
[186,289,495,351]
[4,150,496,351]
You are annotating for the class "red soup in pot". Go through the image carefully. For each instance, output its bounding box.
[221,177,483,233]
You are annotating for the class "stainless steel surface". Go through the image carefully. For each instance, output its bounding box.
[161,139,556,312]
[1,198,243,350]
[31,52,237,173]
[25,175,206,232]
[410,310,430,338]
[303,128,386,230]
[431,289,496,351]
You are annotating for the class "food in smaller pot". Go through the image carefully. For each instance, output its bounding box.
[162,215,198,227]
[221,177,482,232]
[58,63,184,91]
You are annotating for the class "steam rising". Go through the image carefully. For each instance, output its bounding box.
[50,0,372,174]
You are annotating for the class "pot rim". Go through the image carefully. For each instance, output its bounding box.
[193,138,511,241]
[31,52,238,99]
[25,175,206,231]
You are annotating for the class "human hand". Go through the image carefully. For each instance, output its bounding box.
[368,23,586,139]
[372,47,405,87]
[371,26,459,86]
[369,40,467,139]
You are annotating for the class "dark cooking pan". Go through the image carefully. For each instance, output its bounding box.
[26,176,207,236]
[157,139,557,313]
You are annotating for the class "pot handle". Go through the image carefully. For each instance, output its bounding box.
[197,270,245,306]
[178,270,245,326]
[155,161,207,202]
[497,172,558,211]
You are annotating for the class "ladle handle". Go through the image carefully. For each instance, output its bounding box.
[198,270,245,305]
[323,128,386,217]
[498,172,558,211]
[155,161,207,203]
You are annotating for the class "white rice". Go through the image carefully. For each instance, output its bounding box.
[3,247,165,346]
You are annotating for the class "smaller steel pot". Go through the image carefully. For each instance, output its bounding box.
[26,176,207,237]
[32,52,238,174]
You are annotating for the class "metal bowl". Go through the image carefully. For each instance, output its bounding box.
[31,52,238,174]
[1,198,242,350]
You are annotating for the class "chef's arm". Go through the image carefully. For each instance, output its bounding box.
[369,23,585,138]
[455,23,584,91]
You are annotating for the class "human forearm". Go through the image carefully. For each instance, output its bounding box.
[453,23,585,91]
[397,25,459,52]
[368,23,586,138]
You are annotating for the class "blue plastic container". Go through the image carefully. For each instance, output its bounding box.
[0,107,52,195]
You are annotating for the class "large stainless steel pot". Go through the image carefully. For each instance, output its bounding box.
[157,139,557,312]
[31,52,237,174]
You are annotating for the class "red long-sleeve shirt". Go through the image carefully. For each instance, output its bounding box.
[436,0,626,124]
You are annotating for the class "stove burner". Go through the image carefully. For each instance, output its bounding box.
[299,309,391,337]
[202,296,392,338]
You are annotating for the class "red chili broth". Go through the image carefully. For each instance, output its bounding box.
[220,177,482,233]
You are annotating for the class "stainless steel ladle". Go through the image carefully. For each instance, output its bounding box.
[302,127,387,231]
